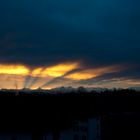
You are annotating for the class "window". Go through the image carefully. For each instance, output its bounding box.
[73,134,79,140]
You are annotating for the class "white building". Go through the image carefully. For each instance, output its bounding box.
[43,117,101,140]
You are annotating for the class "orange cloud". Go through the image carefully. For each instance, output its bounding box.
[0,64,29,76]
[40,62,79,77]
[31,68,44,77]
[0,63,80,89]
[66,73,97,80]
[0,63,126,89]
[66,65,123,80]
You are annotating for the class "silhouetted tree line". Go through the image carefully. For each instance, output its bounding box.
[0,89,140,140]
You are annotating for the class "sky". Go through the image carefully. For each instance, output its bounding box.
[0,0,140,89]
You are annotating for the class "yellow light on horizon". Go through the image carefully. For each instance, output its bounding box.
[41,63,79,77]
[66,65,123,80]
[0,64,29,76]
[0,63,125,89]
[66,73,97,80]
[0,62,80,78]
[31,68,43,77]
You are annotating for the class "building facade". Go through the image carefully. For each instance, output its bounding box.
[43,117,101,140]
[0,118,101,140]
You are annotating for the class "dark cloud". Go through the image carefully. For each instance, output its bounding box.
[0,0,140,84]
[76,67,140,87]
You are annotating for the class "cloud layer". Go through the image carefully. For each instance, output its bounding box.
[0,0,140,88]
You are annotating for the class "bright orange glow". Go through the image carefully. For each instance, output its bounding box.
[41,63,79,77]
[32,86,52,90]
[66,65,123,80]
[0,63,80,78]
[0,74,26,89]
[0,63,126,89]
[0,64,29,76]
[31,68,43,77]
[66,72,97,80]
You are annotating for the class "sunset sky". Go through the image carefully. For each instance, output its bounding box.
[0,0,140,89]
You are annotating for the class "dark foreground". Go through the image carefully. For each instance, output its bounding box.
[0,89,140,140]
